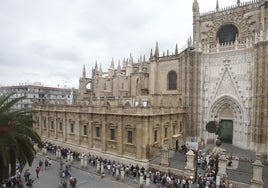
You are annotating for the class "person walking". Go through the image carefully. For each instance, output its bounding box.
[60,160,64,171]
[69,176,77,188]
[35,166,40,178]
[59,179,67,188]
[39,160,43,170]
[62,179,67,188]
[45,159,49,169]
[26,178,33,188]
[24,169,31,182]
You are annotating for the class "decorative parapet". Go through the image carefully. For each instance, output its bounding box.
[32,104,186,116]
[200,0,260,18]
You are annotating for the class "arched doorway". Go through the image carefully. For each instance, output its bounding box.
[219,120,233,144]
[209,96,243,146]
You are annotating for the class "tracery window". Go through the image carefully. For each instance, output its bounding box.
[168,71,177,90]
[217,24,238,44]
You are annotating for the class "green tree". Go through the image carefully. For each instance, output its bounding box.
[0,93,43,183]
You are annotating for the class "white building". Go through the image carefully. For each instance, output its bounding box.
[0,83,77,109]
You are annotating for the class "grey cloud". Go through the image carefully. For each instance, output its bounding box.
[0,0,236,88]
[50,51,81,62]
[31,42,81,63]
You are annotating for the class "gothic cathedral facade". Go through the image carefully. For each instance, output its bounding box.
[33,0,268,164]
[193,0,268,152]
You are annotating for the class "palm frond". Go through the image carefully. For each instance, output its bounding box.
[0,94,43,182]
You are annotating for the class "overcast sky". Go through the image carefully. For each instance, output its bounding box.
[0,0,242,88]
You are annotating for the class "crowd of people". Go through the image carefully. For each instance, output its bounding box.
[195,150,232,188]
[1,162,23,188]
[43,142,195,188]
[1,141,235,188]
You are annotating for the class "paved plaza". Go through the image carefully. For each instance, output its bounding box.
[22,155,134,188]
[202,143,268,186]
[20,142,268,188]
[150,142,268,187]
[22,152,169,188]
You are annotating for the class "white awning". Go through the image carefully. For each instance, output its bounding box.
[172,134,182,138]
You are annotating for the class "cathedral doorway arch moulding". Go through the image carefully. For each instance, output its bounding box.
[208,95,247,148]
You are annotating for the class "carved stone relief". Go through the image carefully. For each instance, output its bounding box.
[215,69,237,98]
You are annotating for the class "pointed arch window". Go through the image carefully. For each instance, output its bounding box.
[167,71,177,90]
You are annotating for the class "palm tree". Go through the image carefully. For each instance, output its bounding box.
[0,93,43,183]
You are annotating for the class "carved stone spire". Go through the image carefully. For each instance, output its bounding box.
[150,49,153,59]
[129,53,133,64]
[237,0,240,5]
[95,61,98,70]
[216,0,219,11]
[94,61,99,75]
[117,60,121,73]
[122,58,126,69]
[139,60,142,72]
[192,0,199,15]
[139,55,142,63]
[99,63,102,76]
[175,44,178,55]
[154,41,159,58]
[110,58,114,69]
[82,64,86,78]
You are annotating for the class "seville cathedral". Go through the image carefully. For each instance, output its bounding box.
[33,0,268,166]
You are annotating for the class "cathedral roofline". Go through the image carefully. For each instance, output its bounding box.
[200,0,260,17]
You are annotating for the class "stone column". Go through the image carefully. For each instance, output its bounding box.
[97,161,101,174]
[70,154,73,163]
[67,152,70,161]
[184,149,195,178]
[146,173,150,188]
[250,154,264,188]
[42,147,47,155]
[120,168,125,182]
[80,157,84,168]
[59,149,62,159]
[56,149,59,159]
[115,167,120,180]
[56,148,62,160]
[102,121,107,151]
[34,143,39,152]
[160,144,169,166]
[218,154,227,178]
[83,155,88,169]
[100,162,104,174]
[139,173,144,188]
